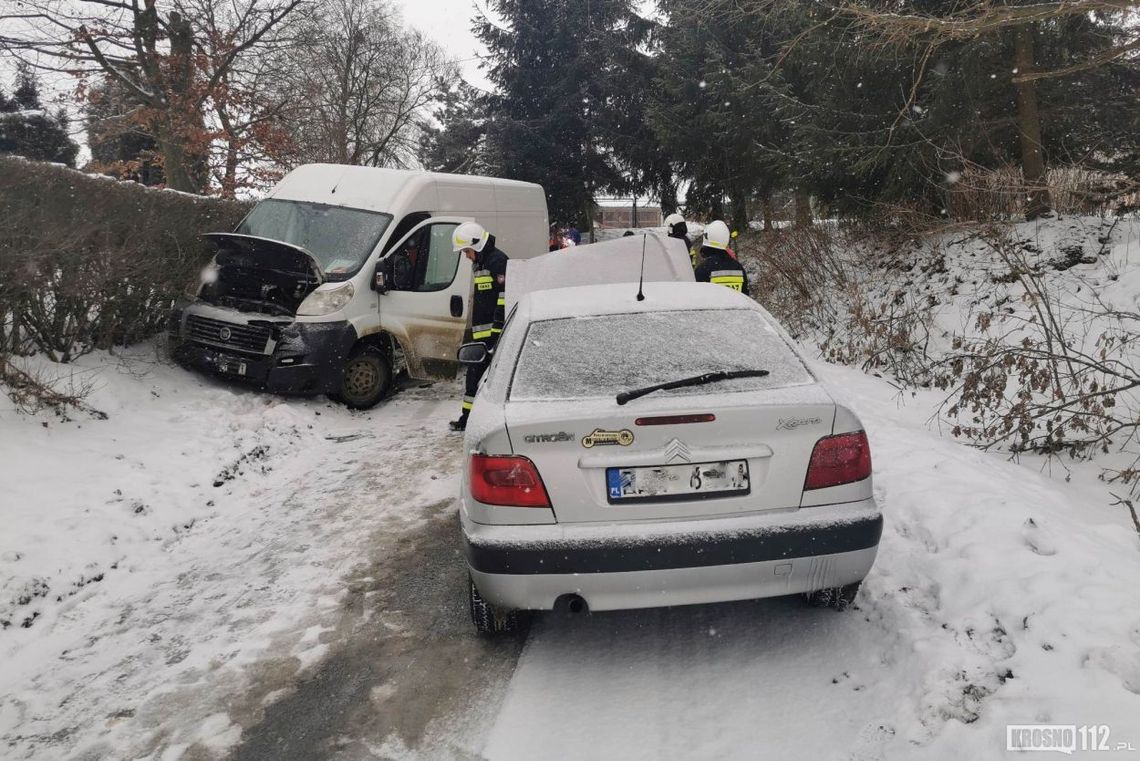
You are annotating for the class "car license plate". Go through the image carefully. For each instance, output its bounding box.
[217,356,247,376]
[606,460,750,503]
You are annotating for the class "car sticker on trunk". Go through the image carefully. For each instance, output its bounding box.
[581,428,634,448]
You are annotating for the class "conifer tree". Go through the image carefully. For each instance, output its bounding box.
[0,67,79,167]
[477,0,649,231]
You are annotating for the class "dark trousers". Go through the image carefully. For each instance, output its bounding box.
[459,337,497,418]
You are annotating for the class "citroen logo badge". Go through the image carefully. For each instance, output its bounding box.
[664,438,691,463]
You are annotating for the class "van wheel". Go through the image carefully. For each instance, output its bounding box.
[336,346,391,409]
[806,581,862,611]
[469,577,522,635]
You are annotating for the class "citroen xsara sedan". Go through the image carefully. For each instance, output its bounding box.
[457,281,881,634]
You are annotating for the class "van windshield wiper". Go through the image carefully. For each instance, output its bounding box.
[616,369,771,405]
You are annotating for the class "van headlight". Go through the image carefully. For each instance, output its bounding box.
[297,282,354,316]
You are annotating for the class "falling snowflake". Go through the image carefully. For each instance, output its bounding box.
[698,80,707,89]
[945,171,962,184]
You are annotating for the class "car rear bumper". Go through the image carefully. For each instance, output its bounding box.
[462,498,882,612]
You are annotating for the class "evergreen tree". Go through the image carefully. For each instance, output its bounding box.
[0,68,79,167]
[419,79,490,174]
[477,0,649,231]
[649,0,788,229]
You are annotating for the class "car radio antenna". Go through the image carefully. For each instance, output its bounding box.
[636,232,647,301]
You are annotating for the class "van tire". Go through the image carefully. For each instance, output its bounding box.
[469,577,522,635]
[335,345,392,409]
[806,581,862,611]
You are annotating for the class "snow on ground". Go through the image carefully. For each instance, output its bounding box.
[0,348,464,759]
[477,362,1140,761]
[4,215,1140,760]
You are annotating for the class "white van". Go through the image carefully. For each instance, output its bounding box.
[170,164,549,408]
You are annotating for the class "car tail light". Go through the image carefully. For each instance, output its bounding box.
[804,431,872,490]
[469,454,551,508]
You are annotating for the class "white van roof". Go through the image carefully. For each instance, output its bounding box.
[266,164,546,216]
[505,233,695,313]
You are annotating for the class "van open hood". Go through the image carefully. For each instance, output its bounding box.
[505,233,693,314]
[205,233,325,282]
[199,233,325,316]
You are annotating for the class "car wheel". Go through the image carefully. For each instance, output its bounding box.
[806,581,862,611]
[469,577,522,635]
[336,346,391,409]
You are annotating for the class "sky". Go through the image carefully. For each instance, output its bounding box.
[394,0,496,91]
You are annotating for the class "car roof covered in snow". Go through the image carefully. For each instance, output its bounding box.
[506,233,694,313]
[516,281,758,324]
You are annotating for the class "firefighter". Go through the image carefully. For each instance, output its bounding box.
[664,212,696,267]
[450,221,509,432]
[694,220,749,294]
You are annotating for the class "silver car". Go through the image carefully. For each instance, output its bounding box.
[459,282,881,634]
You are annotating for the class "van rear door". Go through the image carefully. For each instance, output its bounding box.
[378,217,473,379]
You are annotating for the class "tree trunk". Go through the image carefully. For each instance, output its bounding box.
[730,193,748,235]
[1012,24,1052,220]
[658,174,678,216]
[761,191,774,232]
[221,141,239,199]
[159,134,198,193]
[794,186,812,228]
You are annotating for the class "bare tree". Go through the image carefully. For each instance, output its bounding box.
[277,0,454,168]
[3,0,302,192]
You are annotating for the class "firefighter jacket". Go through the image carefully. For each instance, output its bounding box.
[694,247,749,294]
[471,238,509,341]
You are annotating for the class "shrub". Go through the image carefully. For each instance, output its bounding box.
[0,156,251,362]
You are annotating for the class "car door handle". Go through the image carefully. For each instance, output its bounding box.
[450,295,464,317]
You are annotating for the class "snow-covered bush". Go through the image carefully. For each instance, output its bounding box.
[740,225,938,387]
[743,215,1140,500]
[932,224,1140,493]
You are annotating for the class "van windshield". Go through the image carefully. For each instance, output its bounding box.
[236,199,393,280]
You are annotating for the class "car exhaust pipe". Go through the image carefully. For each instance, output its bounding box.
[555,593,589,615]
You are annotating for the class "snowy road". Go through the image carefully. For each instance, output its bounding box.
[4,353,1140,760]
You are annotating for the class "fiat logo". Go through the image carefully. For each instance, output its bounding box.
[218,327,232,342]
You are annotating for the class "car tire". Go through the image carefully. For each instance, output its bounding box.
[336,346,392,409]
[469,577,522,635]
[806,581,862,611]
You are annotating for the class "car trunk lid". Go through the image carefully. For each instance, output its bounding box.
[505,384,836,523]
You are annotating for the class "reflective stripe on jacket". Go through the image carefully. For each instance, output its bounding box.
[694,248,749,295]
[472,245,509,339]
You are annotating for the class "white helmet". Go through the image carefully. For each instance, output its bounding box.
[452,221,489,253]
[663,212,685,229]
[703,220,731,249]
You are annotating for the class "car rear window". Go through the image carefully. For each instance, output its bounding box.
[509,309,813,401]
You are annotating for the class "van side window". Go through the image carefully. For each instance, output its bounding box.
[382,211,431,256]
[392,223,461,292]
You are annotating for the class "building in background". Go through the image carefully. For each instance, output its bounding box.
[594,199,662,230]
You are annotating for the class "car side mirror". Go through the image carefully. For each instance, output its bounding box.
[457,342,488,364]
[372,258,393,293]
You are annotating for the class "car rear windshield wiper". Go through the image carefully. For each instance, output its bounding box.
[616,369,771,405]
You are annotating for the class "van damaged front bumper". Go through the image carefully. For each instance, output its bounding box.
[170,307,356,395]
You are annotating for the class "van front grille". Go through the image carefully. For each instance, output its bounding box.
[186,315,271,355]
